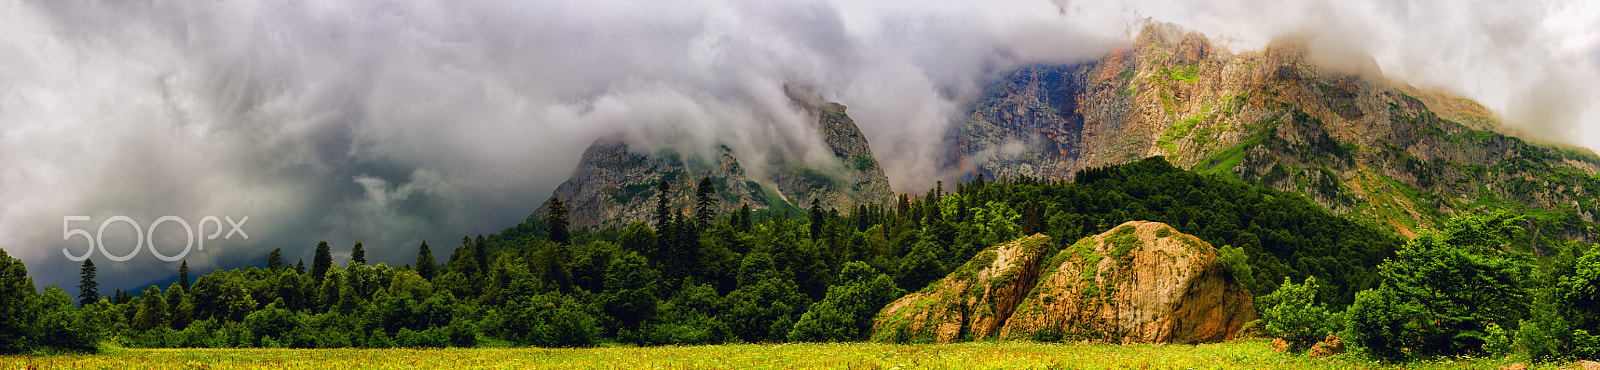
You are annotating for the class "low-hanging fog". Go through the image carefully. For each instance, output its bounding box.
[1,0,1596,292]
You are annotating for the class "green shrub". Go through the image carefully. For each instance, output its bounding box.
[1259,276,1332,352]
[787,262,905,342]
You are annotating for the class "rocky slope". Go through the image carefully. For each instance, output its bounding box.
[958,23,1600,239]
[534,100,894,230]
[873,222,1256,344]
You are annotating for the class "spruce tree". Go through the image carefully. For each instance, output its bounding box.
[548,197,571,245]
[267,248,284,271]
[809,198,825,241]
[312,241,332,282]
[295,259,305,275]
[77,258,98,306]
[694,176,717,232]
[473,234,489,278]
[351,241,366,265]
[416,241,438,280]
[740,203,753,232]
[178,259,191,291]
[654,180,672,234]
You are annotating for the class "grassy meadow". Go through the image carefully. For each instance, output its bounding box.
[0,339,1561,370]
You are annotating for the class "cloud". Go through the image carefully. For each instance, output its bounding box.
[0,0,1596,292]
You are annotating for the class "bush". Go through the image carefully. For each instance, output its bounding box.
[787,262,905,342]
[644,280,728,345]
[501,292,597,347]
[1259,276,1332,352]
[29,287,102,352]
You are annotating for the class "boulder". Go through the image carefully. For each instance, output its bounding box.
[1307,335,1345,359]
[872,234,1052,343]
[998,221,1258,344]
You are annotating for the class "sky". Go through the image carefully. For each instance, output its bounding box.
[0,0,1596,292]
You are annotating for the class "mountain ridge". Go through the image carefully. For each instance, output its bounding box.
[955,23,1600,241]
[533,99,894,230]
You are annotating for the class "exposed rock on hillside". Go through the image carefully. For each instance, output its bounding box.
[534,100,893,230]
[998,221,1257,344]
[958,22,1600,239]
[871,234,1052,343]
[872,222,1256,344]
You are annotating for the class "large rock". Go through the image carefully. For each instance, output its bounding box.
[871,221,1257,344]
[871,234,1052,343]
[998,221,1257,343]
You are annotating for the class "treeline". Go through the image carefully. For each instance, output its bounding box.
[0,156,1550,357]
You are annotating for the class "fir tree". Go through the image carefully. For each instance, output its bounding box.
[77,258,98,306]
[809,198,825,241]
[351,241,366,265]
[548,197,571,245]
[654,180,672,234]
[178,260,191,291]
[416,241,438,280]
[267,248,284,271]
[473,234,489,278]
[295,259,305,275]
[694,176,717,232]
[312,241,332,282]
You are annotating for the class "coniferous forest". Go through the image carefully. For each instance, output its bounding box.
[3,157,1599,362]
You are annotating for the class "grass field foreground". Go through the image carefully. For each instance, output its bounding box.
[0,340,1563,370]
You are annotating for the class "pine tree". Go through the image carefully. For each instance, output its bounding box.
[738,203,753,232]
[295,259,305,275]
[267,248,284,271]
[473,234,489,278]
[351,241,366,265]
[654,180,672,234]
[312,241,332,282]
[694,176,717,232]
[77,258,98,306]
[809,198,825,241]
[178,259,191,291]
[548,197,571,245]
[416,241,438,280]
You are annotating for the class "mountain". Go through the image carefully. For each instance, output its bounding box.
[533,98,894,230]
[956,23,1600,241]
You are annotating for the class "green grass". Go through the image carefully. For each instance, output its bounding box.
[0,340,1564,369]
[1156,114,1206,153]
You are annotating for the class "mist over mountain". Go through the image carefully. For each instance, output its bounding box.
[1,0,1597,293]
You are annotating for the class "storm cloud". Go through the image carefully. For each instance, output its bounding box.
[0,0,1596,292]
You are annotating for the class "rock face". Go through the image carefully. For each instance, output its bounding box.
[871,234,1052,343]
[957,22,1600,239]
[535,100,894,230]
[872,222,1257,344]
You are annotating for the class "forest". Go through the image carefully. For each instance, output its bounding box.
[2,156,1597,362]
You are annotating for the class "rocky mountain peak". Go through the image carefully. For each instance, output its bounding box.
[957,22,1600,239]
[533,96,893,230]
